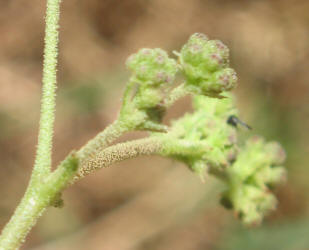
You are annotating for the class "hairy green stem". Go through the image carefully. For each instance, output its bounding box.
[0,195,48,250]
[76,118,135,163]
[165,83,190,107]
[0,136,164,249]
[0,155,78,250]
[121,81,135,111]
[32,0,61,183]
[73,137,163,182]
[0,115,145,249]
[0,0,61,248]
[73,136,212,183]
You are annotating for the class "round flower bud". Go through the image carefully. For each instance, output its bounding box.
[180,33,236,96]
[126,48,177,86]
[255,166,287,187]
[203,68,237,94]
[180,34,230,78]
[202,40,229,72]
[180,33,209,67]
[231,185,277,226]
[265,142,286,165]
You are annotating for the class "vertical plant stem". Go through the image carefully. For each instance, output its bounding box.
[0,155,78,250]
[0,195,49,250]
[32,0,61,183]
[0,0,62,249]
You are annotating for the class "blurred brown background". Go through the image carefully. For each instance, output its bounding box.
[1,0,309,249]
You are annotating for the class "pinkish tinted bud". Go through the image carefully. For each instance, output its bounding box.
[265,142,286,165]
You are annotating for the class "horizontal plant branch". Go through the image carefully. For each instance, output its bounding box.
[76,107,149,165]
[72,137,164,183]
[72,135,216,184]
[76,119,131,162]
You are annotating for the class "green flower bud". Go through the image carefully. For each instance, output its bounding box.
[221,134,286,225]
[207,68,237,93]
[255,166,287,188]
[135,87,162,109]
[163,95,238,174]
[265,141,286,165]
[233,185,277,226]
[180,34,229,72]
[204,126,237,169]
[126,48,177,86]
[180,33,237,96]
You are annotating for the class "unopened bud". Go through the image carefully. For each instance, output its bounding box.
[265,142,286,165]
[180,33,237,97]
[205,68,237,93]
[126,48,177,86]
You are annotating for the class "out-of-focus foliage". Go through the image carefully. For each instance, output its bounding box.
[219,219,309,250]
[0,0,308,249]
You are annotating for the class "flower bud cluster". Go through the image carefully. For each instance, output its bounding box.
[123,38,285,226]
[222,136,286,225]
[156,93,286,225]
[180,33,237,96]
[124,48,178,130]
[162,95,239,176]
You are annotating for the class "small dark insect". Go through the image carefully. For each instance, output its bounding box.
[227,115,252,130]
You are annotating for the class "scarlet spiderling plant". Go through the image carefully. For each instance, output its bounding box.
[0,1,286,249]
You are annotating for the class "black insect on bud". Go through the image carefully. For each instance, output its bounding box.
[227,115,252,130]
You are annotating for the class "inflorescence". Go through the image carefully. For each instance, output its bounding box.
[120,33,286,225]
